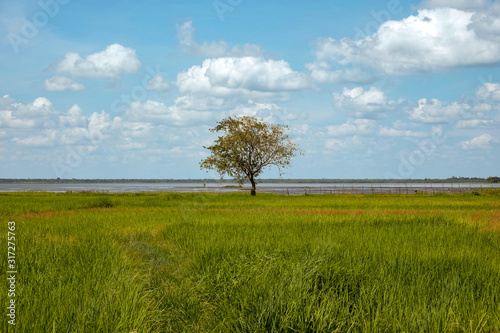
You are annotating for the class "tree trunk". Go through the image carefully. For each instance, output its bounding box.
[250,176,256,196]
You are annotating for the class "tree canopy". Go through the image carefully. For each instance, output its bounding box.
[487,176,500,183]
[200,116,299,195]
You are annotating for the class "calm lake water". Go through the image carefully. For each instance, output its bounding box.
[0,182,498,194]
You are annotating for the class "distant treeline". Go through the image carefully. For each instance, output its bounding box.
[487,177,500,183]
[0,177,497,184]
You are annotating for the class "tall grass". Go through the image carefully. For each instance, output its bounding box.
[1,192,499,332]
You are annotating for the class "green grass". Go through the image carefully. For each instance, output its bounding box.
[1,192,500,332]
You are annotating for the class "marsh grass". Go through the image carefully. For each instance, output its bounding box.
[1,192,499,332]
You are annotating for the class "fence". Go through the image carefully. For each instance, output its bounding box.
[256,184,477,195]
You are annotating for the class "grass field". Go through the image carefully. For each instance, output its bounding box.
[1,191,500,332]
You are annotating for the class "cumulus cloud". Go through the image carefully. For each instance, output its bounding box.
[471,5,500,43]
[0,95,226,177]
[0,95,123,150]
[44,76,86,91]
[179,57,309,92]
[305,61,375,84]
[324,138,349,151]
[59,127,90,145]
[324,136,363,151]
[231,100,282,118]
[378,127,428,137]
[409,98,470,123]
[177,57,310,104]
[473,103,493,114]
[478,83,500,101]
[54,44,142,78]
[13,130,58,146]
[327,119,376,136]
[456,119,495,128]
[125,100,213,126]
[333,87,401,118]
[0,96,58,128]
[177,20,265,57]
[311,7,500,77]
[120,122,152,138]
[229,100,306,124]
[146,75,170,91]
[59,104,87,127]
[174,95,226,112]
[460,133,497,149]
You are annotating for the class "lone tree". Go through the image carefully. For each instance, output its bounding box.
[200,116,299,195]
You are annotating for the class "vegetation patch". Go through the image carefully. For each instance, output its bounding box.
[1,192,499,332]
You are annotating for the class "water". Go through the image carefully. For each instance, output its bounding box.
[0,182,498,194]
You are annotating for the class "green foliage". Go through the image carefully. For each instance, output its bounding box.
[487,176,500,183]
[200,116,299,195]
[1,192,500,332]
[87,197,114,208]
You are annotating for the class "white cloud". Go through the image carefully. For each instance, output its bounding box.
[0,95,15,106]
[117,141,147,150]
[324,136,363,152]
[177,20,265,57]
[418,0,490,10]
[174,95,227,112]
[378,127,428,137]
[456,119,495,128]
[60,128,90,145]
[477,83,500,101]
[0,110,34,128]
[120,122,152,138]
[460,133,497,149]
[231,100,281,117]
[125,100,213,126]
[327,119,376,136]
[0,95,225,177]
[325,138,348,151]
[146,75,169,91]
[88,110,114,139]
[410,98,470,123]
[306,61,375,84]
[54,44,142,78]
[59,104,87,127]
[13,129,58,146]
[229,100,305,124]
[473,103,493,113]
[178,57,309,96]
[176,57,309,111]
[471,5,500,43]
[44,76,86,91]
[0,96,58,128]
[333,87,401,117]
[313,8,500,76]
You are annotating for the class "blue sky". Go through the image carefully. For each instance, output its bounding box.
[1,0,499,179]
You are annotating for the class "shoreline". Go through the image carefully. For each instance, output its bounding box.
[1,182,498,195]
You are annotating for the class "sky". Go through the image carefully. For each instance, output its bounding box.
[0,0,499,180]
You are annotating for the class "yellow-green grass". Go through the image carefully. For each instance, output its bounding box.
[1,192,499,332]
